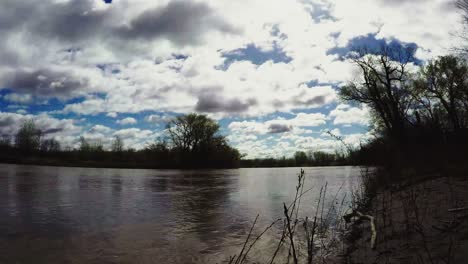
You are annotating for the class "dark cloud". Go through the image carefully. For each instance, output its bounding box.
[195,95,257,113]
[42,128,64,135]
[34,0,109,43]
[0,115,16,127]
[268,123,292,134]
[0,0,237,66]
[0,2,35,66]
[272,99,285,108]
[0,47,21,68]
[0,1,34,32]
[303,95,326,105]
[3,69,89,99]
[115,1,238,45]
[0,1,109,43]
[293,95,327,107]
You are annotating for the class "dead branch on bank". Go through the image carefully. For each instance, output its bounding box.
[344,210,377,250]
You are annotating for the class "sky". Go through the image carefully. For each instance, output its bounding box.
[0,0,463,158]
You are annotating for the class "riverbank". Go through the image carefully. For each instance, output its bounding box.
[344,171,468,263]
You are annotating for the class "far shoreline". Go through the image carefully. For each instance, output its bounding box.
[0,160,359,171]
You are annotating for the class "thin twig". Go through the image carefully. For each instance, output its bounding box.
[234,214,259,264]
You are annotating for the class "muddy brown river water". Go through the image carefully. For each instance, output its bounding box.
[0,164,361,264]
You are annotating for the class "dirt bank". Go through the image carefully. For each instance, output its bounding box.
[344,175,468,263]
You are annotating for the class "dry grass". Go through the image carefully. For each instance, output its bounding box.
[226,169,353,264]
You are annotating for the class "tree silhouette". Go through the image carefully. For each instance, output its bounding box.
[167,113,222,153]
[15,120,41,153]
[294,151,307,166]
[340,50,413,143]
[166,113,241,167]
[111,135,124,152]
[413,55,468,131]
[40,138,61,152]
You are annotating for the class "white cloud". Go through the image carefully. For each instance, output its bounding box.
[113,128,160,149]
[329,104,370,126]
[0,0,461,156]
[116,117,137,125]
[145,114,171,124]
[2,0,455,118]
[229,112,327,136]
[0,111,82,147]
[89,124,113,134]
[106,112,118,118]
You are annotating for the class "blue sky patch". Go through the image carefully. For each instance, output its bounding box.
[327,33,422,65]
[220,43,292,70]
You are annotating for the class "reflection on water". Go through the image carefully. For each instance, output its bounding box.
[0,164,361,264]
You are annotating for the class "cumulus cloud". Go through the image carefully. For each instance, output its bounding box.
[195,94,257,113]
[145,114,171,124]
[106,112,118,118]
[32,0,110,43]
[291,86,338,108]
[2,68,91,100]
[268,123,293,134]
[113,128,159,149]
[0,112,82,147]
[89,124,113,134]
[0,0,461,156]
[229,113,327,135]
[117,117,137,125]
[329,104,370,126]
[114,1,239,45]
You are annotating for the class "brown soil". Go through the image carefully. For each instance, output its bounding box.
[344,176,468,264]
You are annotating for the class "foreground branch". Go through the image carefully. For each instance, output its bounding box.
[344,210,377,250]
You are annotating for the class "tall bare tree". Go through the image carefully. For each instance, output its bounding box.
[111,135,124,152]
[340,48,414,142]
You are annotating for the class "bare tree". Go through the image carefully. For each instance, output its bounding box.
[40,138,61,152]
[340,48,414,142]
[0,135,11,147]
[111,135,124,152]
[79,136,90,152]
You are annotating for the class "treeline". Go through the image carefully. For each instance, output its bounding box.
[0,114,242,169]
[342,51,468,173]
[240,150,355,168]
[0,114,356,169]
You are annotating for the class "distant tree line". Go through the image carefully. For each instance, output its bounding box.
[240,150,356,168]
[0,114,242,169]
[0,114,360,169]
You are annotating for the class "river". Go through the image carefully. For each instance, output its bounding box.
[0,164,362,263]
